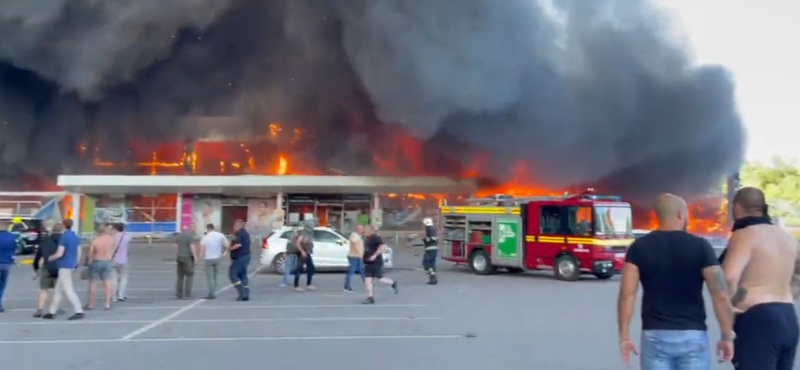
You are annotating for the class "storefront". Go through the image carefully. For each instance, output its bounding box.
[56,175,476,236]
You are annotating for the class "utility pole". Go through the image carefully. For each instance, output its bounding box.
[726,172,740,226]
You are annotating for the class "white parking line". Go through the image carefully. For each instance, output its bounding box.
[0,316,442,326]
[6,303,425,312]
[0,334,463,345]
[120,266,266,341]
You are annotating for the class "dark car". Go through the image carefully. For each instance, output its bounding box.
[1,217,44,255]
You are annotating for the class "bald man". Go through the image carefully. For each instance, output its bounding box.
[618,194,734,369]
[722,187,799,370]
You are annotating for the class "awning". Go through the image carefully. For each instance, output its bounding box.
[56,175,478,196]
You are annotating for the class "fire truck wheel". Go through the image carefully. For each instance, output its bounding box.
[554,255,580,282]
[469,250,494,275]
[594,272,613,280]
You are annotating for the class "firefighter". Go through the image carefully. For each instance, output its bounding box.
[422,218,438,285]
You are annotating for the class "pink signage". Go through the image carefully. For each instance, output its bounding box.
[180,194,194,231]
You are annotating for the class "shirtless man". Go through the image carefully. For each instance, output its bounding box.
[86,226,115,310]
[723,187,800,369]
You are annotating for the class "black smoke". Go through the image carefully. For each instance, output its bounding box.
[0,0,744,200]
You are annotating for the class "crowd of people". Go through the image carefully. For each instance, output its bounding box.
[617,186,800,370]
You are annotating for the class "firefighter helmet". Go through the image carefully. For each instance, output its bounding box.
[422,218,434,227]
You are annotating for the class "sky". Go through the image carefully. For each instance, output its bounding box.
[658,0,799,164]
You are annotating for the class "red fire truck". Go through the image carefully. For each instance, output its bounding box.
[440,190,634,281]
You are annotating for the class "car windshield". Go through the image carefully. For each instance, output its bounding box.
[594,206,632,237]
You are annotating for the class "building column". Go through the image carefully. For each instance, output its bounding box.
[175,192,183,233]
[71,193,82,232]
[275,192,284,228]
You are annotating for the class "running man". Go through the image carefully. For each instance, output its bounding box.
[722,187,799,369]
[44,219,84,320]
[344,225,365,292]
[362,225,398,304]
[617,194,734,368]
[421,218,438,285]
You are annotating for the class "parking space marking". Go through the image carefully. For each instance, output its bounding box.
[0,316,442,326]
[189,304,426,309]
[120,266,265,341]
[0,334,464,345]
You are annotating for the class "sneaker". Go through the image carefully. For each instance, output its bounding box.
[117,297,127,302]
[279,283,288,288]
[294,287,305,292]
[0,307,4,313]
[362,297,375,305]
[42,313,55,319]
[32,310,43,318]
[392,281,399,294]
[306,285,317,291]
[344,288,354,293]
[241,296,250,302]
[68,313,85,321]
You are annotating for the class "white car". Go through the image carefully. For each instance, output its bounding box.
[260,226,394,274]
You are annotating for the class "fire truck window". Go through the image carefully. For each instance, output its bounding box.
[570,207,593,236]
[539,206,562,234]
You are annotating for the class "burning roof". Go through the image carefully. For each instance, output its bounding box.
[0,0,743,206]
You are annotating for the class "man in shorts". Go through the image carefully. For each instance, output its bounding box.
[86,227,115,310]
[362,225,398,304]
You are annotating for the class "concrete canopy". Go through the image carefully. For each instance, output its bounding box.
[56,175,478,196]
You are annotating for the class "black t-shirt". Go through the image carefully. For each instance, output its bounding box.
[625,230,719,331]
[364,234,384,266]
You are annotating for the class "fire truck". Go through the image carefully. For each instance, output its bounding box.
[439,190,634,281]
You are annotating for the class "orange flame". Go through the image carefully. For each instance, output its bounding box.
[277,154,288,175]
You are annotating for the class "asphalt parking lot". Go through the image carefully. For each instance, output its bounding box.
[1,243,798,370]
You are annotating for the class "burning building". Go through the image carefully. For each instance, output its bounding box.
[0,0,744,235]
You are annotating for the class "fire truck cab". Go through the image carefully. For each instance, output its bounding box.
[440,190,634,281]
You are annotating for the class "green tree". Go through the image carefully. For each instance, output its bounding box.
[739,157,800,225]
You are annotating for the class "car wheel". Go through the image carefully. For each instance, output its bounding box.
[468,249,495,275]
[272,253,286,275]
[594,272,613,280]
[554,255,580,282]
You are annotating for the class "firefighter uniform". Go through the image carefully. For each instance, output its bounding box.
[422,219,438,285]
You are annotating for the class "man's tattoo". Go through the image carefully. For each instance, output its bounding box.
[732,287,748,306]
[707,267,728,293]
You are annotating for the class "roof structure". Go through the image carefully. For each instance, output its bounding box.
[57,175,478,196]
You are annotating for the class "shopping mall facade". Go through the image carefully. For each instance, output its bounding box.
[0,175,475,237]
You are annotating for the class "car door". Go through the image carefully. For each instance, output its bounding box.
[312,229,347,267]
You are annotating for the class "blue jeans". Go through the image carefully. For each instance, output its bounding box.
[344,257,365,290]
[0,264,11,308]
[229,255,251,287]
[641,330,711,370]
[282,254,298,285]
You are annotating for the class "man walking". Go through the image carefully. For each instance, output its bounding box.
[293,222,316,292]
[344,225,365,292]
[110,223,131,302]
[175,222,200,300]
[722,187,799,369]
[617,194,734,369]
[200,223,228,299]
[362,225,398,304]
[280,225,300,288]
[43,219,84,320]
[32,223,63,317]
[229,220,251,301]
[421,218,439,285]
[0,219,21,313]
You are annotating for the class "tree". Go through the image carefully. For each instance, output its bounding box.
[739,157,800,225]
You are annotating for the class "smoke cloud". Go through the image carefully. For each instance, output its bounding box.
[0,0,744,200]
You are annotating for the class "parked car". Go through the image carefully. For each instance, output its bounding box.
[1,217,44,255]
[260,226,393,274]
